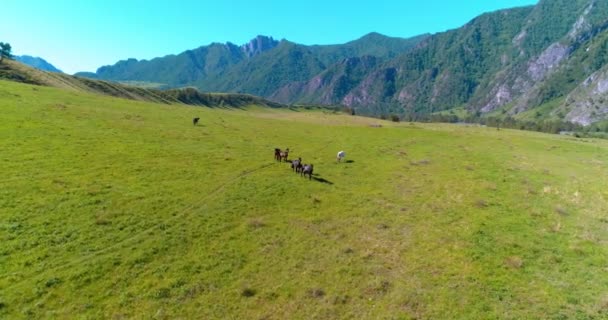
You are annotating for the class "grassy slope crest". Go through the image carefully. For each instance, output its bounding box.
[0,60,284,108]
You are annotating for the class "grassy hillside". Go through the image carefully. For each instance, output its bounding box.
[0,59,283,109]
[1,80,608,319]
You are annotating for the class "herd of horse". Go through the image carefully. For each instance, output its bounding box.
[274,148,314,180]
[192,118,334,181]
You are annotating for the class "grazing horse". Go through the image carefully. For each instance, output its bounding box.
[301,164,314,180]
[193,117,200,126]
[291,157,303,173]
[274,148,282,162]
[280,148,290,162]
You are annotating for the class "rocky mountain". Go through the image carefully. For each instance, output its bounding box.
[75,33,429,96]
[280,0,608,124]
[471,0,608,125]
[194,40,328,97]
[76,0,608,125]
[16,55,62,73]
[310,5,537,113]
[241,35,279,58]
[76,41,246,87]
[307,32,430,66]
[270,55,380,105]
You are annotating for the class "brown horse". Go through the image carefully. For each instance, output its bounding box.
[280,148,290,162]
[274,148,282,162]
[193,117,200,126]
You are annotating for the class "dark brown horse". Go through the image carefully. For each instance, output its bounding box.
[274,148,282,161]
[193,117,200,126]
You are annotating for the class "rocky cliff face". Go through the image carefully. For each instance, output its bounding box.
[281,0,608,124]
[564,65,608,125]
[270,55,380,105]
[476,0,604,116]
[478,42,571,114]
[241,35,279,58]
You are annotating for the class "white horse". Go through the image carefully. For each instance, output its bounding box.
[337,151,345,162]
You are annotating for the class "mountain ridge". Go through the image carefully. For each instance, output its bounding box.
[276,0,608,125]
[75,0,608,125]
[75,32,429,95]
[16,55,62,73]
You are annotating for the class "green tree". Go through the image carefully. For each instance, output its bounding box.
[0,42,13,62]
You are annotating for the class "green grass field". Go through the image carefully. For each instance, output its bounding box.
[2,79,608,319]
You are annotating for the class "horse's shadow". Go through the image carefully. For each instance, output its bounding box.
[312,176,333,185]
[345,160,355,163]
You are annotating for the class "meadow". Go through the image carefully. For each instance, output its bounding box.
[1,79,608,319]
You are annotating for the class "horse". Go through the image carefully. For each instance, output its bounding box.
[337,150,345,162]
[280,148,290,162]
[301,164,314,180]
[274,148,282,162]
[291,157,302,173]
[193,117,200,126]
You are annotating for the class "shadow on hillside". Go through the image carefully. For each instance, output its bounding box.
[312,176,334,185]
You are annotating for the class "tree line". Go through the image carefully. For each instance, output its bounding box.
[408,113,585,135]
[342,107,605,136]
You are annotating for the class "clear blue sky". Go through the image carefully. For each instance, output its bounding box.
[2,0,538,74]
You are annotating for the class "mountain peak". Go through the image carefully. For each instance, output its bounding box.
[358,32,389,40]
[16,55,63,73]
[362,32,384,37]
[241,35,279,58]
